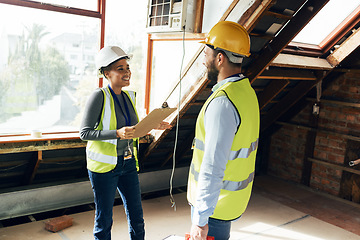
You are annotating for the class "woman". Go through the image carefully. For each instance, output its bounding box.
[80,46,170,240]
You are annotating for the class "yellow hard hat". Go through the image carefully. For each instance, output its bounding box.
[201,21,251,57]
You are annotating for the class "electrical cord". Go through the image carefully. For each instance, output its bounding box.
[169,25,186,211]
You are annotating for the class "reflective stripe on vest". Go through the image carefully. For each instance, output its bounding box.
[100,89,117,146]
[193,137,259,160]
[87,150,117,164]
[86,87,118,172]
[190,162,255,191]
[187,77,260,221]
[102,88,112,131]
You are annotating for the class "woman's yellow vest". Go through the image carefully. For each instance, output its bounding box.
[187,77,260,221]
[86,87,139,173]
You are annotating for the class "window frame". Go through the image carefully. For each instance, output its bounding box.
[287,4,360,57]
[0,0,106,139]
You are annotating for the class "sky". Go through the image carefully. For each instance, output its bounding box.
[292,0,360,45]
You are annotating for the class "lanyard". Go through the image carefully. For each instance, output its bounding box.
[108,85,131,126]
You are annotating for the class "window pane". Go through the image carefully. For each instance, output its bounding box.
[293,0,360,45]
[0,4,100,135]
[32,0,98,11]
[150,40,205,110]
[104,0,149,118]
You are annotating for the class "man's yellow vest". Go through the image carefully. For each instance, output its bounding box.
[187,77,260,221]
[86,86,139,173]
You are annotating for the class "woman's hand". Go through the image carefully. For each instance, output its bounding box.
[155,121,172,130]
[117,126,135,139]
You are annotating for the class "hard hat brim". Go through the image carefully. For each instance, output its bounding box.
[97,54,133,78]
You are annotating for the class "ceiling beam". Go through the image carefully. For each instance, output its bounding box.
[260,76,324,132]
[282,42,323,57]
[327,27,360,67]
[245,0,330,82]
[271,53,333,70]
[259,67,317,80]
[264,10,292,20]
[238,0,275,32]
[258,79,290,110]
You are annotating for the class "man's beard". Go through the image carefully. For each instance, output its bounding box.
[207,60,219,82]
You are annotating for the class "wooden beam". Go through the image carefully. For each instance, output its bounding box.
[276,121,360,142]
[245,0,330,82]
[259,68,317,81]
[306,98,360,108]
[0,0,101,18]
[194,0,205,33]
[327,27,360,67]
[283,42,323,57]
[264,10,292,20]
[0,140,86,154]
[221,0,241,21]
[250,32,274,40]
[271,54,333,70]
[27,151,43,185]
[258,79,290,110]
[308,157,360,176]
[239,0,275,32]
[145,34,153,114]
[260,78,323,132]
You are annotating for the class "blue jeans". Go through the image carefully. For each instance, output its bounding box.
[208,217,231,240]
[191,206,231,240]
[88,156,145,240]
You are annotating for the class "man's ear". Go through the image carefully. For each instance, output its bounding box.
[216,52,225,66]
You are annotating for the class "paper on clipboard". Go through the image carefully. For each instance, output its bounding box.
[133,107,177,138]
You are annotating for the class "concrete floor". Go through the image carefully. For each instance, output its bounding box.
[0,175,360,240]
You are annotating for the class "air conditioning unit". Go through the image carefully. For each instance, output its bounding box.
[146,0,196,33]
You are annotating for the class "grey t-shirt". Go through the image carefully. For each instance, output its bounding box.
[79,88,138,156]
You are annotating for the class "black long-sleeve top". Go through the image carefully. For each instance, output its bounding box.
[79,88,138,156]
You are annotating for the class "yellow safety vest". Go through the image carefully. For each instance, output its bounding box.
[86,87,139,173]
[187,77,260,220]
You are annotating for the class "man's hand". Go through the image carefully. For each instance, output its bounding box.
[190,224,209,240]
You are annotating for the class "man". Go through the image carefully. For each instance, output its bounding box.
[187,21,260,240]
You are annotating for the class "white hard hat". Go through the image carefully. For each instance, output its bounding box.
[95,46,132,72]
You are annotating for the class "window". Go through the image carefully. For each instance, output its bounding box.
[34,0,98,11]
[293,0,360,45]
[0,0,150,136]
[0,2,100,135]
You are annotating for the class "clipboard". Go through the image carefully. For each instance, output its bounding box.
[133,107,177,138]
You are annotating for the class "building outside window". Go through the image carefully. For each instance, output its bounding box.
[0,0,148,135]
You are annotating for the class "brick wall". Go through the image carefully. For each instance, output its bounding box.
[268,72,360,197]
